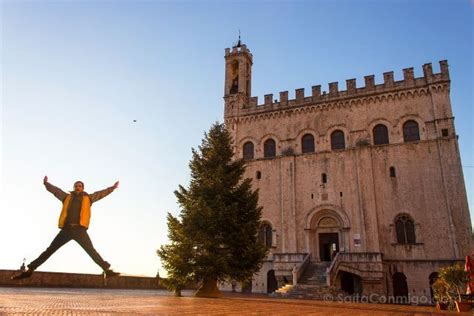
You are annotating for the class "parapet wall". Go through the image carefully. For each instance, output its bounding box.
[0,270,201,290]
[0,269,164,289]
[244,61,449,112]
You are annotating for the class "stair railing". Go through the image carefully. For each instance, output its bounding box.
[326,252,341,286]
[326,252,383,286]
[294,253,311,285]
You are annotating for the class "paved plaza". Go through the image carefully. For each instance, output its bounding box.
[0,287,456,315]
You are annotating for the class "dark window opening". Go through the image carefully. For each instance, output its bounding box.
[259,223,273,248]
[301,134,315,153]
[395,214,416,244]
[441,129,449,137]
[256,171,261,179]
[390,166,396,178]
[243,142,254,160]
[322,173,327,184]
[311,193,314,199]
[230,75,239,94]
[339,192,343,197]
[373,124,389,145]
[403,120,420,142]
[331,130,345,150]
[264,139,276,158]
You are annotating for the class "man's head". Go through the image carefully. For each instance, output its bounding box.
[73,181,84,193]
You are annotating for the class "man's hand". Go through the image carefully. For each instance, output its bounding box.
[43,176,48,184]
[113,181,119,189]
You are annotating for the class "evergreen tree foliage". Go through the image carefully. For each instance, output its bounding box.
[157,122,267,295]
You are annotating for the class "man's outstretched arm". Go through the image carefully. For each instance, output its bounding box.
[89,181,119,203]
[43,176,68,202]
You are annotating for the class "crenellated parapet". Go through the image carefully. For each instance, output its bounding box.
[224,44,253,59]
[238,61,449,115]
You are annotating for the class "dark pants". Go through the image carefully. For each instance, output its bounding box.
[28,225,111,271]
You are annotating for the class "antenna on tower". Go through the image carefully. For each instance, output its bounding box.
[234,29,242,48]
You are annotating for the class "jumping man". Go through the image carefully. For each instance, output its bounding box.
[12,176,120,279]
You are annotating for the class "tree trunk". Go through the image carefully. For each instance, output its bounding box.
[194,277,223,298]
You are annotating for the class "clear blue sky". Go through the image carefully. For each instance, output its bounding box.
[1,0,472,277]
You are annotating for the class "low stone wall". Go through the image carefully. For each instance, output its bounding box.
[0,269,164,290]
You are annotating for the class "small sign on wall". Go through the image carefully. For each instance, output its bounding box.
[353,234,361,246]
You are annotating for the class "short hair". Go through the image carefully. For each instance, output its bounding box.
[74,181,84,187]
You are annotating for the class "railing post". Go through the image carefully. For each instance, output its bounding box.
[294,253,311,285]
[292,265,298,285]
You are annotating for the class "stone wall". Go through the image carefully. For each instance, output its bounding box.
[222,43,472,296]
[383,259,463,300]
[0,270,164,290]
[240,139,471,259]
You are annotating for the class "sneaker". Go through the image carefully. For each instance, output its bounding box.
[104,269,120,278]
[11,269,33,280]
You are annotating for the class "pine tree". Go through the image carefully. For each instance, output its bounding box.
[157,122,267,297]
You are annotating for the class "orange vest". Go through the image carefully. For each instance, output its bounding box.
[58,194,91,228]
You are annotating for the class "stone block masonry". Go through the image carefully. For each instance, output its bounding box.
[222,42,472,298]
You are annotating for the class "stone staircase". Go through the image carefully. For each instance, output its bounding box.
[272,262,346,300]
[299,261,330,285]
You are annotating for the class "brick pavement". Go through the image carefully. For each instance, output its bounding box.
[0,287,457,315]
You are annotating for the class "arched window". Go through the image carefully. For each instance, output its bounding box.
[403,120,420,142]
[395,214,416,244]
[243,142,254,160]
[301,134,315,153]
[229,61,239,94]
[331,130,345,150]
[373,124,389,145]
[259,223,273,248]
[263,138,276,158]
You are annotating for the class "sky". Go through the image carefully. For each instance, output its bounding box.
[1,0,472,277]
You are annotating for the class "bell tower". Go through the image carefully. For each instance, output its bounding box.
[224,37,253,118]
